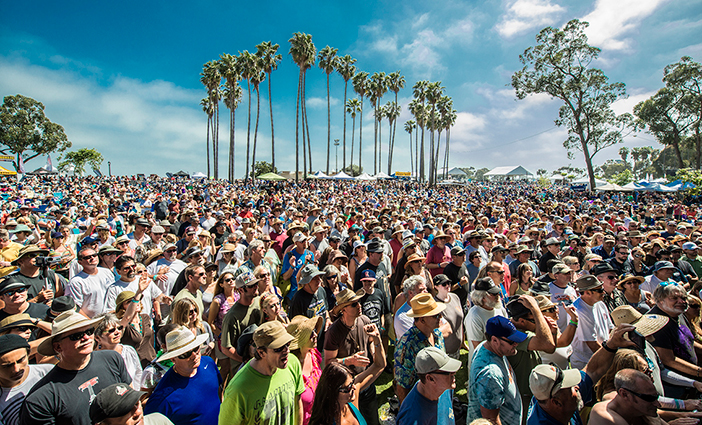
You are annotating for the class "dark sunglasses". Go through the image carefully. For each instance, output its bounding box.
[623,388,658,403]
[65,327,95,342]
[106,325,124,335]
[177,347,200,360]
[499,337,519,346]
[544,307,558,313]
[689,304,701,310]
[549,364,564,398]
[13,326,33,333]
[26,253,41,259]
[436,281,451,287]
[2,287,27,297]
[165,249,177,253]
[339,382,355,393]
[327,275,338,279]
[117,241,129,246]
[272,342,291,353]
[489,270,505,275]
[258,273,270,278]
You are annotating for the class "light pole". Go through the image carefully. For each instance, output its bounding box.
[108,161,111,177]
[333,139,340,173]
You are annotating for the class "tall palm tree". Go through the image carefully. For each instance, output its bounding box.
[412,81,428,182]
[425,81,444,185]
[256,41,282,170]
[352,72,369,173]
[442,107,457,180]
[369,72,387,174]
[434,95,452,182]
[405,120,416,177]
[385,101,400,174]
[387,72,405,173]
[236,51,256,182]
[289,32,316,181]
[219,53,241,181]
[200,61,221,179]
[250,63,266,181]
[200,97,213,178]
[345,98,361,174]
[336,55,356,170]
[318,46,339,175]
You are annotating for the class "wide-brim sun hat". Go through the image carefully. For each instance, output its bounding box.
[38,311,103,356]
[407,293,447,318]
[610,305,669,337]
[287,315,323,351]
[331,288,365,315]
[156,326,209,362]
[11,245,49,266]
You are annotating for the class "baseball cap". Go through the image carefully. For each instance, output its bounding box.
[89,384,146,424]
[415,346,461,374]
[450,246,466,256]
[530,364,582,401]
[485,316,527,343]
[360,269,376,281]
[683,242,698,251]
[254,321,294,350]
[473,277,501,295]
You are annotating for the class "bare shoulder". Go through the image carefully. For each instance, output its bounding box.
[588,400,627,425]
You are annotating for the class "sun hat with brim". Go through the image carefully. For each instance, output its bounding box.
[9,224,31,234]
[0,313,37,334]
[220,243,237,254]
[298,264,326,287]
[0,278,30,295]
[407,293,447,318]
[287,315,323,351]
[514,245,534,255]
[44,296,76,321]
[610,305,669,337]
[366,240,384,253]
[182,247,202,261]
[331,288,365,315]
[590,262,616,276]
[534,295,556,311]
[114,235,130,245]
[329,250,348,263]
[575,275,603,292]
[142,249,163,266]
[416,346,461,374]
[286,221,305,236]
[10,245,49,266]
[254,320,295,350]
[89,383,146,424]
[38,311,102,356]
[617,275,645,289]
[157,326,209,362]
[432,231,450,241]
[115,291,137,315]
[404,253,426,271]
[530,364,582,401]
[98,245,123,255]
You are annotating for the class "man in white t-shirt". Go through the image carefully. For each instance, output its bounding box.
[570,275,614,369]
[464,277,507,367]
[105,256,169,321]
[147,244,187,296]
[66,248,115,318]
[549,263,579,331]
[0,335,53,425]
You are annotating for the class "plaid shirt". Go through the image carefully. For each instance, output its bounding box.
[394,325,445,390]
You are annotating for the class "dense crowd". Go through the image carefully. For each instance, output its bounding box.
[0,175,701,425]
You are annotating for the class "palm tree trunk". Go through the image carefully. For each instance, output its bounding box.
[245,80,252,182]
[434,130,442,183]
[342,81,348,170]
[373,104,378,175]
[378,114,382,173]
[303,72,312,175]
[268,72,275,170]
[252,86,261,181]
[444,127,450,180]
[359,96,364,173]
[419,126,425,183]
[214,102,219,180]
[206,114,211,178]
[409,129,414,177]
[295,71,301,183]
[350,115,356,172]
[326,73,331,175]
[387,119,393,175]
[230,108,235,181]
[415,127,419,180]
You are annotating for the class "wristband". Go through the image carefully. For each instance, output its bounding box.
[602,340,617,353]
[341,358,345,365]
[568,320,578,327]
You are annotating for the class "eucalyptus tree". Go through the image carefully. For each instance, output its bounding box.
[219,53,242,181]
[345,98,362,171]
[663,56,702,168]
[412,81,428,182]
[256,41,282,169]
[318,46,339,174]
[200,61,221,179]
[352,72,369,172]
[405,120,416,177]
[385,101,401,174]
[336,55,357,170]
[237,50,257,182]
[289,32,316,181]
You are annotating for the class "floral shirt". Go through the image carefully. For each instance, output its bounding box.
[394,325,444,390]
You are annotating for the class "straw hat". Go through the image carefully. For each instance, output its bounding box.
[142,249,164,266]
[220,243,237,253]
[286,220,305,236]
[287,315,323,351]
[404,253,426,271]
[38,311,103,356]
[331,288,365,315]
[0,313,37,334]
[157,326,209,361]
[610,305,669,337]
[534,295,556,311]
[617,275,645,290]
[11,245,49,266]
[98,245,123,256]
[407,293,447,318]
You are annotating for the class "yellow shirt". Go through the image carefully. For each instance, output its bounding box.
[0,242,22,277]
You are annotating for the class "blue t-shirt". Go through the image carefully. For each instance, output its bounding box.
[281,249,314,299]
[526,371,593,425]
[396,382,454,425]
[144,356,222,425]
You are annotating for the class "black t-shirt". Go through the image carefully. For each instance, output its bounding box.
[0,302,49,322]
[532,274,554,295]
[20,350,131,425]
[4,270,67,300]
[359,288,387,330]
[648,306,698,378]
[443,262,461,284]
[290,287,328,349]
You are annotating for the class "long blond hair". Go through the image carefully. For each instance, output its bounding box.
[170,298,205,334]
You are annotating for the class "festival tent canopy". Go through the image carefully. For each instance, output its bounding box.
[484,166,533,180]
[330,171,355,180]
[172,171,189,177]
[447,167,468,177]
[621,182,646,191]
[595,183,629,191]
[373,172,391,179]
[0,166,16,175]
[257,172,287,181]
[192,172,207,179]
[357,173,376,181]
[310,171,329,179]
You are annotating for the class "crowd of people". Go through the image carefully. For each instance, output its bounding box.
[0,174,701,424]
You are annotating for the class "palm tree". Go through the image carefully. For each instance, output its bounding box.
[289,32,316,181]
[385,101,401,174]
[250,63,266,181]
[405,120,416,177]
[425,81,444,185]
[200,61,221,179]
[236,51,256,182]
[442,107,457,180]
[318,46,339,175]
[352,72,369,173]
[412,81,428,182]
[200,98,213,178]
[219,53,242,181]
[434,95,451,182]
[336,55,356,170]
[369,72,387,174]
[256,41,282,170]
[387,72,405,173]
[346,98,362,173]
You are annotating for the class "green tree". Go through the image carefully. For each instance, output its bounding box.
[253,160,278,177]
[475,167,490,181]
[512,19,634,192]
[58,148,103,176]
[0,94,71,171]
[318,46,339,175]
[537,168,548,176]
[336,55,356,170]
[342,164,363,177]
[256,42,282,170]
[673,168,702,194]
[609,169,634,186]
[663,57,702,169]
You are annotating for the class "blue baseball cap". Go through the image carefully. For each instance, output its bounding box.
[486,316,527,343]
[360,269,376,281]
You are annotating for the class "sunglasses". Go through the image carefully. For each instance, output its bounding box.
[117,241,129,246]
[499,337,519,346]
[121,264,136,270]
[65,327,96,342]
[224,277,235,283]
[623,388,658,403]
[106,325,124,335]
[489,270,505,275]
[327,275,338,279]
[436,281,451,287]
[339,382,355,393]
[2,287,27,297]
[689,304,701,310]
[177,347,200,360]
[258,273,270,278]
[245,283,258,290]
[604,275,618,280]
[165,249,177,253]
[26,253,41,259]
[12,326,33,333]
[189,309,197,315]
[195,272,206,277]
[273,342,291,353]
[543,307,557,313]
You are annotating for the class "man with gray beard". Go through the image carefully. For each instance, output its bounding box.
[463,276,507,368]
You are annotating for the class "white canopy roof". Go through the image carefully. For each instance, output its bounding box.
[357,173,376,181]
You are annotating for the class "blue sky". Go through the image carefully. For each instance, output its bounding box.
[1,0,700,177]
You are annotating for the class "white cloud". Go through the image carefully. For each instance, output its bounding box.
[495,0,565,38]
[306,96,340,108]
[582,0,670,51]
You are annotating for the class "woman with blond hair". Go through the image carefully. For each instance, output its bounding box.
[288,315,324,425]
[170,298,214,356]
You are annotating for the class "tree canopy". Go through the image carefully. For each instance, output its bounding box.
[58,148,104,176]
[511,19,634,191]
[0,94,72,171]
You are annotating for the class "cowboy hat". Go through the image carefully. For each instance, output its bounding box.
[156,326,209,362]
[38,311,102,356]
[331,288,365,315]
[407,293,446,318]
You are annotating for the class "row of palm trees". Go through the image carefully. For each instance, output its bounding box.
[199,33,457,184]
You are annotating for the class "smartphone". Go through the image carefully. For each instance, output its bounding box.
[628,330,646,351]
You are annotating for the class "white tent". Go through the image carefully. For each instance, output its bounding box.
[330,171,355,180]
[357,173,376,181]
[192,172,207,179]
[595,183,629,191]
[373,172,391,179]
[622,182,646,191]
[310,171,329,179]
[484,166,533,180]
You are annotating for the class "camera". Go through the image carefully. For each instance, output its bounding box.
[35,256,62,267]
